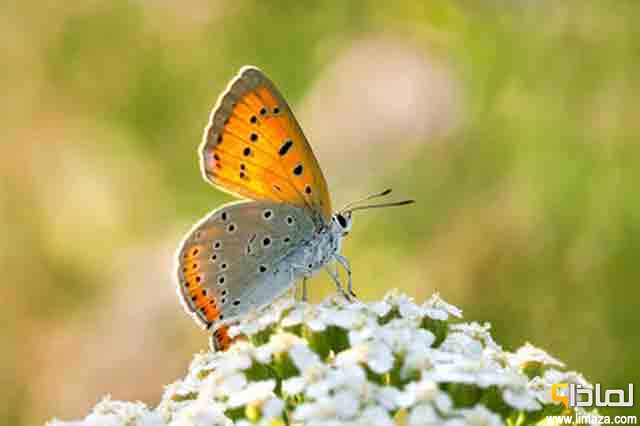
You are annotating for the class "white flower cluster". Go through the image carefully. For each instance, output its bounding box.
[48,291,595,426]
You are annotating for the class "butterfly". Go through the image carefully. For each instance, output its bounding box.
[176,66,413,351]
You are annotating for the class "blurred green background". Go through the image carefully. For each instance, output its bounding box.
[1,0,638,424]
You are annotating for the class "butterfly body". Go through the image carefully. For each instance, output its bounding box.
[280,213,346,278]
[176,66,410,349]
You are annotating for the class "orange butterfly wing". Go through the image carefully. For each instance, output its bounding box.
[199,66,332,222]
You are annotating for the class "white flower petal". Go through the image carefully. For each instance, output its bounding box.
[367,342,395,374]
[171,400,230,426]
[227,380,275,408]
[282,306,306,327]
[254,344,272,364]
[213,352,252,375]
[283,376,307,395]
[508,342,565,369]
[424,293,463,319]
[328,309,362,329]
[332,389,360,418]
[348,327,374,346]
[360,405,394,426]
[268,332,304,354]
[376,386,403,411]
[451,322,501,351]
[441,332,484,357]
[307,318,327,331]
[262,397,285,419]
[218,372,247,395]
[369,300,392,317]
[293,399,337,421]
[422,307,449,321]
[502,388,542,411]
[335,342,394,375]
[399,300,423,320]
[451,405,504,426]
[289,343,322,371]
[408,404,441,426]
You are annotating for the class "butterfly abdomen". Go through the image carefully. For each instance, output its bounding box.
[284,229,341,280]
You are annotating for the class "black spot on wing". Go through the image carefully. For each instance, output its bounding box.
[279,140,293,156]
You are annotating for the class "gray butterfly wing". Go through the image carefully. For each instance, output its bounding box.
[176,200,316,329]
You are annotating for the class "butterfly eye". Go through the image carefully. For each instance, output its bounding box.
[262,209,273,220]
[213,241,222,250]
[262,237,272,248]
[293,164,303,176]
[258,265,268,273]
[304,185,312,195]
[221,212,228,221]
[250,115,257,124]
[233,300,241,306]
[336,214,348,228]
[273,106,280,114]
[286,216,295,226]
[217,275,226,286]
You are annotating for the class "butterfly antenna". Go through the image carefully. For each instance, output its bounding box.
[346,199,415,213]
[339,189,393,213]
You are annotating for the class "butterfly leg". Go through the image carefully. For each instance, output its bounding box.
[291,265,312,302]
[334,254,355,299]
[325,265,352,302]
[301,277,308,302]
